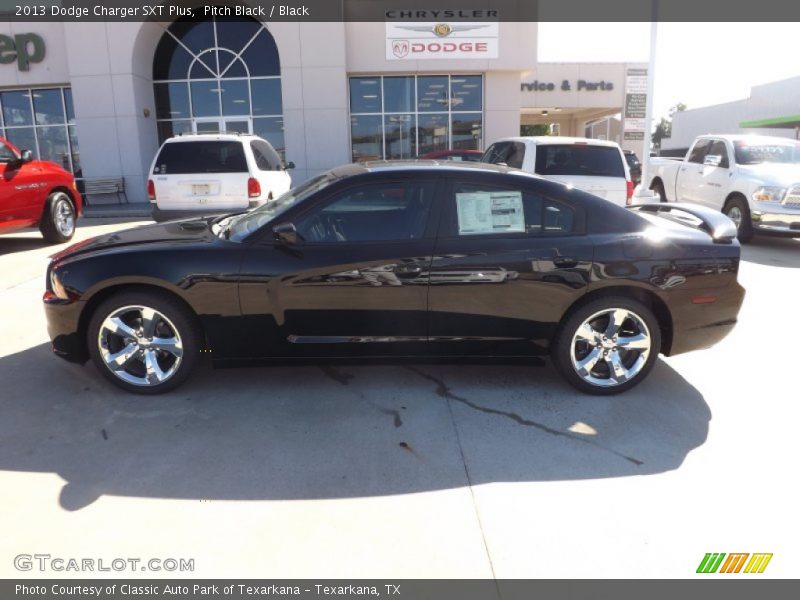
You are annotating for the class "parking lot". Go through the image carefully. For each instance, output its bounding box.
[1,217,798,578]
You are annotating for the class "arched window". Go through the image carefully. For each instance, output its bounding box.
[153,16,284,156]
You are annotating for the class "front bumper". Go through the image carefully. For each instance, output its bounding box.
[751,205,800,234]
[44,297,88,363]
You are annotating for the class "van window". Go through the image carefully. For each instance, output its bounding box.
[152,141,247,174]
[534,144,625,178]
[250,140,283,171]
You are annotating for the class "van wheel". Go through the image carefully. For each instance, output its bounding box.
[552,296,661,395]
[87,290,202,395]
[723,196,754,243]
[40,192,76,243]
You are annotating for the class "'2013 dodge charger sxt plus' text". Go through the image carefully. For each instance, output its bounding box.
[44,161,745,395]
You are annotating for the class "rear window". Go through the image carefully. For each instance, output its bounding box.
[534,144,625,178]
[152,141,247,175]
[251,140,283,171]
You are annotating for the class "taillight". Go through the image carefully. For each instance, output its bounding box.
[147,179,156,201]
[248,177,261,198]
[626,180,634,204]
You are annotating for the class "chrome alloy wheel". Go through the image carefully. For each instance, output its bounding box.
[726,205,743,229]
[569,308,652,388]
[97,305,184,387]
[53,193,75,238]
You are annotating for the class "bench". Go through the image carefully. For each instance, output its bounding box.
[83,177,127,204]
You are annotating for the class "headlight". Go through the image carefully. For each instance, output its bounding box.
[752,186,785,203]
[50,269,69,300]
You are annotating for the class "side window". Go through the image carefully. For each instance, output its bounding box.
[449,182,575,237]
[505,142,526,169]
[295,181,435,243]
[481,141,510,164]
[706,140,730,168]
[0,142,17,162]
[687,139,712,164]
[250,140,283,171]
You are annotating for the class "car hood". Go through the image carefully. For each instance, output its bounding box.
[51,217,219,262]
[738,163,800,186]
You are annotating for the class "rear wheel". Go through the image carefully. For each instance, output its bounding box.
[552,296,661,395]
[87,291,202,394]
[653,180,668,203]
[40,191,76,243]
[723,196,754,243]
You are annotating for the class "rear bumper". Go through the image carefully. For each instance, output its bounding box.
[751,206,800,235]
[151,201,258,223]
[666,281,746,356]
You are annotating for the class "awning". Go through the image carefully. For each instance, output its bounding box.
[739,114,800,129]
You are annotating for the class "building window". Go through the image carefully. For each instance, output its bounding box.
[349,75,483,161]
[0,87,82,184]
[153,16,285,158]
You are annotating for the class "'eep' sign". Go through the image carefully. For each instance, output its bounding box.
[0,34,46,71]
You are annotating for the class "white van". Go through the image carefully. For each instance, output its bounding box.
[148,133,292,221]
[481,136,633,206]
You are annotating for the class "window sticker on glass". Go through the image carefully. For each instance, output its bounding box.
[456,190,524,235]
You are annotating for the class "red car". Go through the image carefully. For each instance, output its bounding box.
[419,149,484,162]
[0,137,81,243]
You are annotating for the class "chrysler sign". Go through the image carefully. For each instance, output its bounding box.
[386,22,499,60]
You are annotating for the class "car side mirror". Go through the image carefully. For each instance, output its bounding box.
[273,222,299,245]
[284,161,295,170]
[21,149,33,163]
[704,154,722,167]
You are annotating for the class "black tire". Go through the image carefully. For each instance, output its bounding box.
[723,196,754,243]
[87,290,202,395]
[653,180,668,203]
[40,191,76,244]
[552,296,662,396]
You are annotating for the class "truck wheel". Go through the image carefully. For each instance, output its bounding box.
[653,180,668,203]
[723,196,754,243]
[40,191,76,244]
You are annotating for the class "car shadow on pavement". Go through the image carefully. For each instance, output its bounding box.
[740,235,800,268]
[0,236,55,256]
[0,343,710,511]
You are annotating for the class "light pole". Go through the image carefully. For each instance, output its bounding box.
[636,0,659,200]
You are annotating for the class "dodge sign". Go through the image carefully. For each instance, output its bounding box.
[386,22,499,60]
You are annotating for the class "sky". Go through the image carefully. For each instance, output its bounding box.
[537,22,800,122]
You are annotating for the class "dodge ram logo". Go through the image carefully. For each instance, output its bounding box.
[392,40,409,58]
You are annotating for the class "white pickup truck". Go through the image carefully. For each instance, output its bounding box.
[648,134,800,242]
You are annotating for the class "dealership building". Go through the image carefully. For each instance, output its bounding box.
[0,14,648,205]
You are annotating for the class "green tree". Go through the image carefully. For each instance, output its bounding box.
[652,103,686,151]
[520,124,551,136]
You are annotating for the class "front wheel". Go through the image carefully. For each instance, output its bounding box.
[653,180,668,203]
[723,196,754,243]
[552,297,661,395]
[40,191,76,243]
[87,291,202,394]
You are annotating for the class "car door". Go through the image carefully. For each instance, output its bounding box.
[426,175,594,356]
[676,138,711,203]
[0,141,42,227]
[694,139,732,209]
[235,176,442,358]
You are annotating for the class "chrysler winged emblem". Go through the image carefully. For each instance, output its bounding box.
[395,23,490,37]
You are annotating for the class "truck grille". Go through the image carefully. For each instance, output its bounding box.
[783,185,800,207]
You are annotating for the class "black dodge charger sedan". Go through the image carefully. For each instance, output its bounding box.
[44,161,745,395]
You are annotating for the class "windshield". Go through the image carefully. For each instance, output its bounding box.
[223,174,336,241]
[733,141,800,165]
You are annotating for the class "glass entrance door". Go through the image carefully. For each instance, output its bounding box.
[193,118,252,134]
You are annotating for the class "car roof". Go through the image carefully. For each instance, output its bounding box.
[163,133,263,144]
[493,136,623,148]
[337,159,542,180]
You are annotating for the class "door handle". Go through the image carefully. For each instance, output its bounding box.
[552,257,578,268]
[392,265,423,277]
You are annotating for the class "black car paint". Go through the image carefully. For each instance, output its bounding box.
[44,163,744,366]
